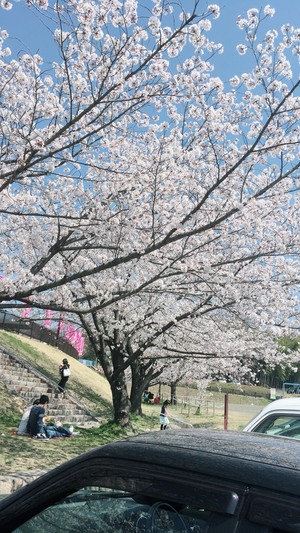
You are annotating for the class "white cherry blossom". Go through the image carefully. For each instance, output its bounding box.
[0,1,300,424]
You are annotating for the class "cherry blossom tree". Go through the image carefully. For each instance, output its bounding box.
[0,0,224,304]
[0,3,300,424]
[76,260,299,424]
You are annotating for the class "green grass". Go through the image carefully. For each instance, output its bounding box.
[0,416,154,475]
[207,381,270,398]
[0,331,43,361]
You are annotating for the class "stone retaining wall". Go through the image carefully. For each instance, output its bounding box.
[0,471,47,496]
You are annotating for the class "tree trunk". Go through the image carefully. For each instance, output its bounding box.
[109,348,132,427]
[111,377,132,427]
[80,318,132,427]
[130,360,162,415]
[130,359,149,415]
[130,359,143,415]
[170,382,177,405]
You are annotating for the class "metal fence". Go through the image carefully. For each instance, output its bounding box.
[0,310,79,360]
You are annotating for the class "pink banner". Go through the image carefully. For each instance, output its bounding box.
[21,307,31,318]
[44,309,53,328]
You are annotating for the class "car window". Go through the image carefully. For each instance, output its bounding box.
[252,415,300,438]
[246,488,300,533]
[12,486,212,532]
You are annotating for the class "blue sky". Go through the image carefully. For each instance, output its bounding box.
[0,0,299,78]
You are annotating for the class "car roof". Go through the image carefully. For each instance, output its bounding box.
[257,397,300,412]
[243,398,300,434]
[121,427,300,467]
[72,429,300,494]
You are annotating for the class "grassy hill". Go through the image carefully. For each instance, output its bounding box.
[0,330,113,415]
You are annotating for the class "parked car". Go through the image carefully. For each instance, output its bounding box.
[286,386,300,394]
[0,429,300,532]
[243,397,300,439]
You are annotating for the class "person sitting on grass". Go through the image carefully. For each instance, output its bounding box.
[27,395,49,440]
[17,398,40,436]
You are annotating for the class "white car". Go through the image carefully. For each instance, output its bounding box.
[243,397,300,439]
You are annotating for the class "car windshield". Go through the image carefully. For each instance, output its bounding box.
[12,486,211,532]
[253,415,300,439]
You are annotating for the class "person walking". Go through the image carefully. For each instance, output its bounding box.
[160,400,170,430]
[27,395,49,439]
[57,358,71,398]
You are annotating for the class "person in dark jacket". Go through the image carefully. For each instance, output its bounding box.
[27,395,49,439]
[57,358,70,398]
[17,398,40,435]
